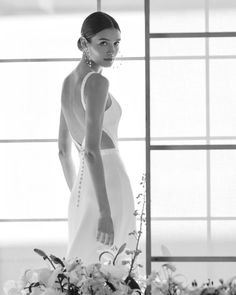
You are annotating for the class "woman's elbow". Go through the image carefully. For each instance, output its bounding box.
[58,144,70,160]
[84,145,100,162]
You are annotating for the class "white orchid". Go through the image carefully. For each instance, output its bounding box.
[3,280,21,295]
[41,288,64,295]
[100,263,129,280]
[47,268,64,289]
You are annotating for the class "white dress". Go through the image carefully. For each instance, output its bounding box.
[66,72,136,265]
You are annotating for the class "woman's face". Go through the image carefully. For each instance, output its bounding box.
[87,28,121,68]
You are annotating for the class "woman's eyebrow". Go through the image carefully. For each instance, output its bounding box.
[98,37,121,41]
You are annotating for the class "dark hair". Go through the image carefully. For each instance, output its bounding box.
[77,11,121,51]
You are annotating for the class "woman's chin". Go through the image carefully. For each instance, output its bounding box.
[102,59,114,67]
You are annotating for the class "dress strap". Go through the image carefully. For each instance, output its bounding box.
[81,71,96,110]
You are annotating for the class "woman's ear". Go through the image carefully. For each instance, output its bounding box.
[77,36,88,51]
[80,37,88,50]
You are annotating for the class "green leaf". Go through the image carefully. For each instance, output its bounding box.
[113,243,127,265]
[133,210,139,216]
[117,243,127,256]
[34,248,48,259]
[161,245,172,257]
[162,263,176,272]
[219,279,224,285]
[125,275,141,291]
[57,273,67,281]
[50,254,65,267]
[125,250,132,255]
[28,282,40,293]
[138,264,143,268]
[129,230,137,236]
[122,260,131,265]
[98,250,114,262]
[135,249,142,256]
[106,280,116,291]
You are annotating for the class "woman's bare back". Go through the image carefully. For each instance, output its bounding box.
[61,70,88,147]
[61,69,115,149]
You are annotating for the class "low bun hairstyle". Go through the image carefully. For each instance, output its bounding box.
[77,11,121,51]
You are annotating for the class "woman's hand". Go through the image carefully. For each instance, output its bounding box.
[97,214,114,246]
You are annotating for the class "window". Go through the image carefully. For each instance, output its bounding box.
[0,0,145,285]
[1,0,236,286]
[149,0,236,281]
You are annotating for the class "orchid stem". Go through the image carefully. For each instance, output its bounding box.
[128,186,146,276]
[45,256,56,270]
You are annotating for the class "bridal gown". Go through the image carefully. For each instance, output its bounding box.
[66,71,136,265]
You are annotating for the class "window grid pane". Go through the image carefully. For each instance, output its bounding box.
[1,2,236,284]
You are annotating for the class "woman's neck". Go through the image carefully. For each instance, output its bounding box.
[81,54,102,73]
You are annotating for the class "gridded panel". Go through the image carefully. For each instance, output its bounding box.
[151,261,211,284]
[0,142,78,219]
[204,262,236,284]
[0,140,144,219]
[100,1,144,56]
[0,221,67,247]
[99,0,143,11]
[104,60,145,138]
[151,150,207,217]
[150,60,206,137]
[150,38,205,57]
[0,60,144,139]
[151,220,208,256]
[150,0,205,33]
[151,219,236,281]
[151,221,209,281]
[0,61,76,139]
[0,1,96,16]
[211,150,236,217]
[151,140,207,145]
[118,141,145,199]
[0,13,94,58]
[210,59,236,136]
[209,0,236,32]
[211,221,236,255]
[210,38,236,55]
[0,11,144,59]
[151,261,236,284]
[0,221,67,292]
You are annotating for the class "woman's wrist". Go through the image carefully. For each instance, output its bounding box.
[100,207,111,217]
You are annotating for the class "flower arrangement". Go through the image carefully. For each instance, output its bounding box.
[4,174,236,295]
[3,245,142,295]
[146,264,236,295]
[3,175,146,295]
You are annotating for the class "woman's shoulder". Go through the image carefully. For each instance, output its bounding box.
[86,71,109,87]
[84,72,109,108]
[62,70,75,91]
[61,72,74,102]
[84,72,109,98]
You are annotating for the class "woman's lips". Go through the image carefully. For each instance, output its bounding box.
[104,58,113,61]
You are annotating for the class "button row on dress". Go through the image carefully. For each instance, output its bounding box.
[77,149,85,207]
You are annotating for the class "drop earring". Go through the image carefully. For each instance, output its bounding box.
[84,49,93,68]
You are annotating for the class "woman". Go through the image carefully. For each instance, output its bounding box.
[58,11,136,265]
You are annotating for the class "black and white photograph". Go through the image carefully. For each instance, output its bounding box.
[1,1,236,295]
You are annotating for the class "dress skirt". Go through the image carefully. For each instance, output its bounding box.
[66,147,136,265]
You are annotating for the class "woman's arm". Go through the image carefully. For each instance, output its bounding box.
[83,73,114,245]
[58,109,76,192]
